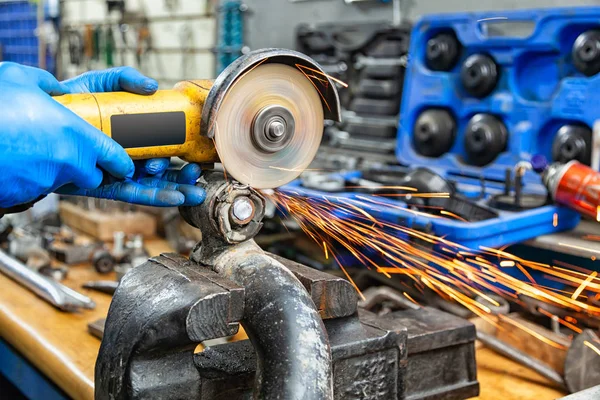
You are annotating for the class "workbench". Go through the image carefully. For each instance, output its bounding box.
[0,239,567,400]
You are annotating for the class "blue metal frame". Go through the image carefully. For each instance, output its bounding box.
[0,338,68,400]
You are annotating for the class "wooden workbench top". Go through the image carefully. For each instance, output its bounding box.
[0,239,567,400]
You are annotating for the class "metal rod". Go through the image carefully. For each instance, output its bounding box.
[392,0,402,26]
[477,331,566,389]
[0,250,95,311]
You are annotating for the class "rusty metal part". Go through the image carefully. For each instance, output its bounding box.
[180,172,265,247]
[359,286,479,399]
[95,253,245,399]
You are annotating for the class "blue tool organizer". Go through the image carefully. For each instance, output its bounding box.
[282,6,600,251]
[399,6,600,183]
[0,0,53,71]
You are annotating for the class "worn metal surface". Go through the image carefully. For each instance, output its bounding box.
[379,307,479,400]
[95,253,244,399]
[269,253,358,319]
[209,241,333,399]
[192,312,408,400]
[180,172,265,250]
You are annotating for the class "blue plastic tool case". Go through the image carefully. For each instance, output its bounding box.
[280,6,600,250]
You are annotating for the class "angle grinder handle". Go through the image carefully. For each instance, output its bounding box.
[52,80,219,163]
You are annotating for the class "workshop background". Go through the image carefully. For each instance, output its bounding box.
[2,0,600,400]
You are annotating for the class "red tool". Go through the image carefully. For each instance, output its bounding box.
[543,160,600,220]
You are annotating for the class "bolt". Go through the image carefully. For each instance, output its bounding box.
[266,120,286,140]
[231,197,255,225]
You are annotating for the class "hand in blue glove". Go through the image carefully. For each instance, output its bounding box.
[0,63,205,208]
[57,158,206,206]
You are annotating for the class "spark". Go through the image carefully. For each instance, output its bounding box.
[294,64,349,88]
[537,307,582,333]
[265,190,600,350]
[440,210,468,222]
[403,292,420,306]
[498,315,567,350]
[345,185,418,192]
[584,340,600,357]
[597,206,600,222]
[323,241,329,260]
[572,271,598,300]
[553,213,558,227]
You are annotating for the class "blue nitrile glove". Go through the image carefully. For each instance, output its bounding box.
[0,63,205,208]
[57,158,206,206]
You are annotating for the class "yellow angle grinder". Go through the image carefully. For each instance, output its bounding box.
[53,49,341,189]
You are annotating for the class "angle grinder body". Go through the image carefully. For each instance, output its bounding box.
[53,49,341,189]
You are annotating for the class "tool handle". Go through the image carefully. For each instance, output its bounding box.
[52,80,218,163]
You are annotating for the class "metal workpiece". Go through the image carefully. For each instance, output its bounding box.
[180,172,265,249]
[0,249,95,312]
[209,243,333,399]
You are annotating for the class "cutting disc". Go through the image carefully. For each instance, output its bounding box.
[214,63,324,189]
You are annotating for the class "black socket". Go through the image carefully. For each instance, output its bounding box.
[572,30,600,77]
[413,109,456,157]
[460,54,499,98]
[425,32,461,71]
[552,124,592,165]
[464,114,508,166]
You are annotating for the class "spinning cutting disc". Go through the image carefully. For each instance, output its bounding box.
[214,63,324,189]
